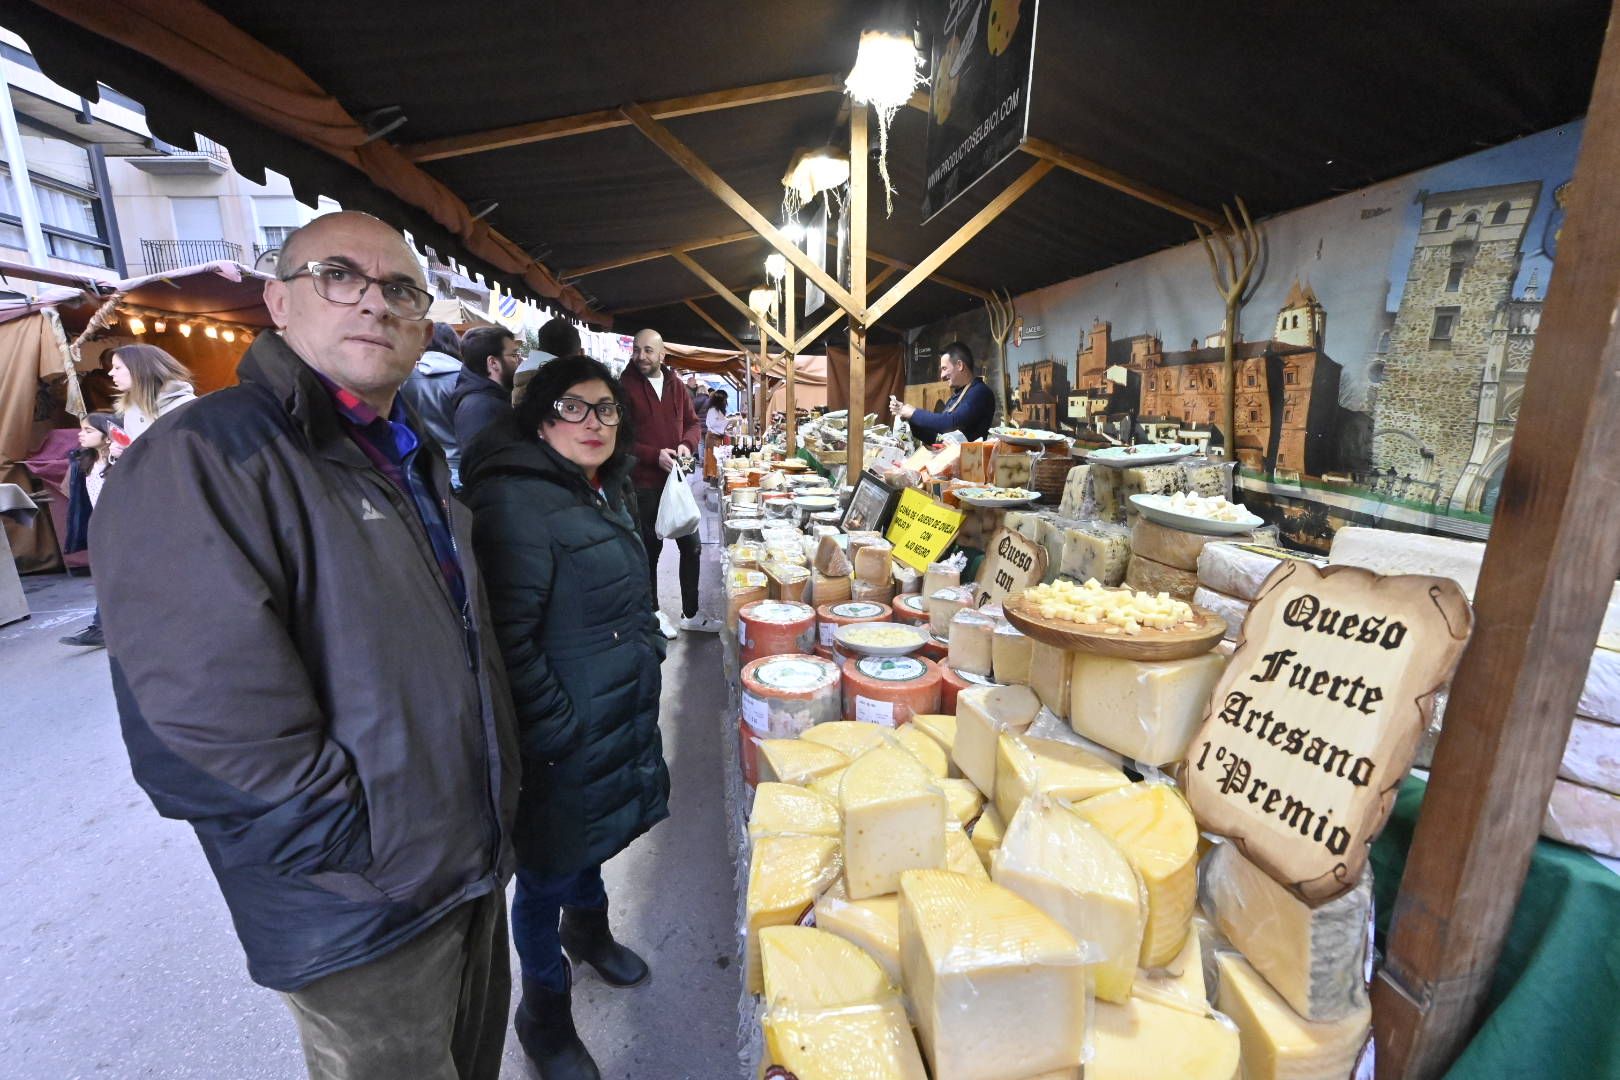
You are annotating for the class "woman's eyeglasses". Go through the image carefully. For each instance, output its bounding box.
[554,397,622,425]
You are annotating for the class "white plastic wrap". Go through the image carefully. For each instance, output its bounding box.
[839,746,948,899]
[761,999,928,1078]
[1073,782,1200,969]
[992,734,1130,826]
[1067,651,1229,767]
[1543,778,1620,857]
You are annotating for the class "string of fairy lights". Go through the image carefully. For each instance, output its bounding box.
[116,308,259,345]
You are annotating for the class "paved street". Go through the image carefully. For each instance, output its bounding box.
[1,500,740,1079]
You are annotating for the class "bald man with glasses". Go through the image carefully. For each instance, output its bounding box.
[92,211,518,1079]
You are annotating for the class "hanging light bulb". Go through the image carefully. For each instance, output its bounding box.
[845,12,924,218]
[204,324,219,339]
[127,315,147,335]
[153,318,167,334]
[781,220,806,244]
[748,286,777,318]
[222,328,237,343]
[178,322,193,337]
[764,252,788,281]
[782,145,851,212]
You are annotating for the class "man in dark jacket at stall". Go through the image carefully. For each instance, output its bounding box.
[889,340,997,443]
[450,324,526,457]
[622,327,716,636]
[91,211,519,1080]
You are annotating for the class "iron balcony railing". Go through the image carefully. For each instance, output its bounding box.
[140,238,245,273]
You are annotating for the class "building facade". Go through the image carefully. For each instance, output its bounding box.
[1370,181,1541,509]
[1014,357,1069,429]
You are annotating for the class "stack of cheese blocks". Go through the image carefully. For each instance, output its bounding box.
[1089,458,1233,524]
[1127,516,1272,604]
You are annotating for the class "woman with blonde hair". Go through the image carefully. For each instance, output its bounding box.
[110,343,195,438]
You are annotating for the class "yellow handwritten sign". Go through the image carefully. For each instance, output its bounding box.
[885,488,964,571]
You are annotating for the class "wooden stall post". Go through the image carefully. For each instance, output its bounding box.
[848,103,868,480]
[755,324,768,436]
[785,263,798,454]
[1373,9,1620,1075]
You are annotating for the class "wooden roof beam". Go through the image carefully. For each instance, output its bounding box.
[1020,137,1222,228]
[684,298,749,353]
[793,263,899,354]
[866,250,994,302]
[670,250,794,354]
[403,73,844,163]
[560,229,755,280]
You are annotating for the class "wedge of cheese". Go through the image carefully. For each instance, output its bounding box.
[814,879,903,986]
[1058,520,1132,587]
[946,825,991,882]
[840,747,947,899]
[1202,842,1370,1022]
[948,609,998,677]
[1215,953,1371,1080]
[991,796,1146,1003]
[1029,640,1075,720]
[758,925,895,1010]
[953,684,1043,796]
[991,623,1033,686]
[746,835,842,993]
[759,739,850,785]
[909,713,961,776]
[1068,652,1227,766]
[1087,995,1241,1080]
[1076,783,1199,967]
[1131,925,1208,1015]
[748,782,842,840]
[762,998,928,1080]
[899,870,1087,1079]
[939,777,986,829]
[1327,525,1483,600]
[801,720,893,759]
[969,803,1006,870]
[894,724,951,778]
[993,734,1131,824]
[806,766,848,800]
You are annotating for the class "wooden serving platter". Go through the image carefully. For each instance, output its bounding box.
[1002,594,1226,661]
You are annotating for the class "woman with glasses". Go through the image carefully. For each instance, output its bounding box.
[460,355,670,1080]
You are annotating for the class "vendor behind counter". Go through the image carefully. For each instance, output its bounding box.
[891,342,994,443]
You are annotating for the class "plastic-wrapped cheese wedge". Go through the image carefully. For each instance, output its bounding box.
[758,925,895,1010]
[992,734,1131,825]
[814,878,903,986]
[909,713,960,776]
[991,795,1146,1003]
[1215,953,1371,1080]
[840,747,948,899]
[893,724,951,778]
[806,766,848,801]
[899,870,1088,1080]
[1068,652,1227,766]
[969,804,1006,870]
[801,720,893,759]
[948,609,998,677]
[946,826,991,882]
[938,778,986,829]
[1075,783,1199,967]
[952,684,1042,796]
[748,782,842,840]
[1201,841,1371,1022]
[762,998,928,1080]
[928,585,976,638]
[1086,995,1241,1080]
[992,622,1033,686]
[759,739,849,786]
[1131,925,1208,1015]
[1029,640,1075,720]
[745,835,842,993]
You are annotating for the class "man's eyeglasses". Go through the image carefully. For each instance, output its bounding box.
[280,260,434,320]
[554,397,622,425]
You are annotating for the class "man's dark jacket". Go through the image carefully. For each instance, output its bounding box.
[460,413,671,876]
[908,376,997,442]
[90,332,519,992]
[620,362,699,492]
[449,369,511,463]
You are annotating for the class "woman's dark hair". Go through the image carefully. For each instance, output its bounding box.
[513,354,636,476]
[709,389,729,411]
[427,322,462,359]
[72,411,122,469]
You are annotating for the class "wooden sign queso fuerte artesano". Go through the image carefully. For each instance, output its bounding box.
[1177,561,1473,903]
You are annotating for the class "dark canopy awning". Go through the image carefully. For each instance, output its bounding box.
[1,0,1606,348]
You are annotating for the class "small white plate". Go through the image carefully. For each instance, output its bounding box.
[990,426,1069,448]
[833,621,929,656]
[1086,443,1201,468]
[1129,493,1263,535]
[793,495,839,511]
[955,488,1042,508]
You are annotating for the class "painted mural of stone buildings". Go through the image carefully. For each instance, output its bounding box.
[1370,181,1543,513]
[1014,358,1071,429]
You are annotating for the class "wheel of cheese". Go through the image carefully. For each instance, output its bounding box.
[739,601,817,666]
[724,517,767,546]
[892,592,931,626]
[737,713,764,786]
[841,655,943,727]
[939,662,1001,712]
[816,600,892,651]
[741,654,843,740]
[731,486,760,506]
[920,634,949,664]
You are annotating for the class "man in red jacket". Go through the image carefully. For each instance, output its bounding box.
[622,328,718,635]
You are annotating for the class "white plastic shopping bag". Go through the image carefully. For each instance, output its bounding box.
[655,460,701,539]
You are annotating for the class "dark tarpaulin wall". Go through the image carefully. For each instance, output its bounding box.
[824,342,905,421]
